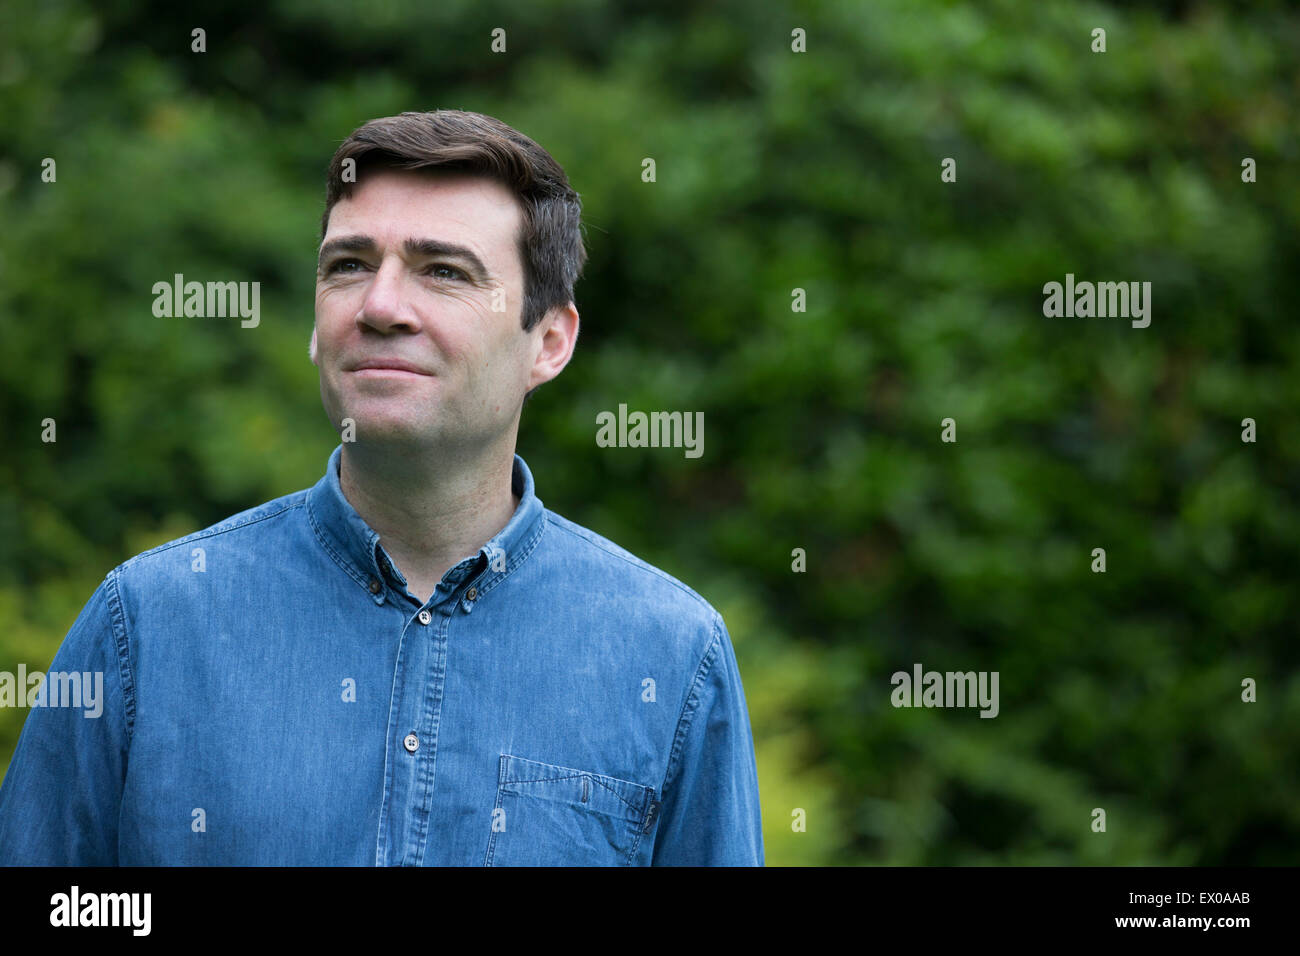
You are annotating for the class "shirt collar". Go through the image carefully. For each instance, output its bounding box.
[306,444,546,605]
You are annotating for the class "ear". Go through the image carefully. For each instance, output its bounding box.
[527,302,580,391]
[309,327,319,366]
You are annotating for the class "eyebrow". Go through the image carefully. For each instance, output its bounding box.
[317,235,491,282]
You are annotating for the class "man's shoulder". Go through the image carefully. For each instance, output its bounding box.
[538,508,723,634]
[113,488,310,580]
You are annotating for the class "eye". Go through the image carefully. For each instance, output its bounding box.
[429,263,468,281]
[325,258,364,275]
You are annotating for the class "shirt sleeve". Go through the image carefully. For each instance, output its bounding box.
[651,612,764,866]
[0,571,132,865]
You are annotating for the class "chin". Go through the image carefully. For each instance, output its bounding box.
[328,393,430,439]
[340,418,432,446]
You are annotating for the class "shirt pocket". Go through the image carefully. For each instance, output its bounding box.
[484,753,660,866]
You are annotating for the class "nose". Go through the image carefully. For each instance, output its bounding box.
[357,257,421,335]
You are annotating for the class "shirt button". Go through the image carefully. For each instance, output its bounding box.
[403,733,419,753]
[368,577,382,594]
[418,610,431,625]
[466,586,478,602]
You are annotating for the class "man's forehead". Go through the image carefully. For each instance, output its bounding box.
[327,168,521,250]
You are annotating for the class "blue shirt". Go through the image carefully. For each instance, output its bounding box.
[0,446,763,866]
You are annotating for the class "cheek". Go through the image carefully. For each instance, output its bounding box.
[315,284,359,323]
[457,340,511,394]
[312,303,353,350]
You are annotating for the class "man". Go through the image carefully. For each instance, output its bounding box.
[0,110,764,866]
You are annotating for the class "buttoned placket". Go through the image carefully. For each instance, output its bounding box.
[378,594,444,866]
[377,555,493,866]
[300,446,544,866]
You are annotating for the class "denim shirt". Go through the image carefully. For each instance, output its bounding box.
[0,446,763,866]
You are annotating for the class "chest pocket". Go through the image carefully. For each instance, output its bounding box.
[485,754,660,866]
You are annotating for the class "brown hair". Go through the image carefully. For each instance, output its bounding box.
[322,110,587,333]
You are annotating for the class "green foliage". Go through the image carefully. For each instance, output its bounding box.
[1,0,1297,863]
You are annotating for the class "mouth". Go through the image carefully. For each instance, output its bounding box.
[348,359,433,377]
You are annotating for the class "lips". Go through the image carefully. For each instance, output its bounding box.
[349,359,432,375]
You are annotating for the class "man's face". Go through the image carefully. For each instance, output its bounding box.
[311,167,548,453]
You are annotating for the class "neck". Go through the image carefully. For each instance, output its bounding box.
[338,438,521,604]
